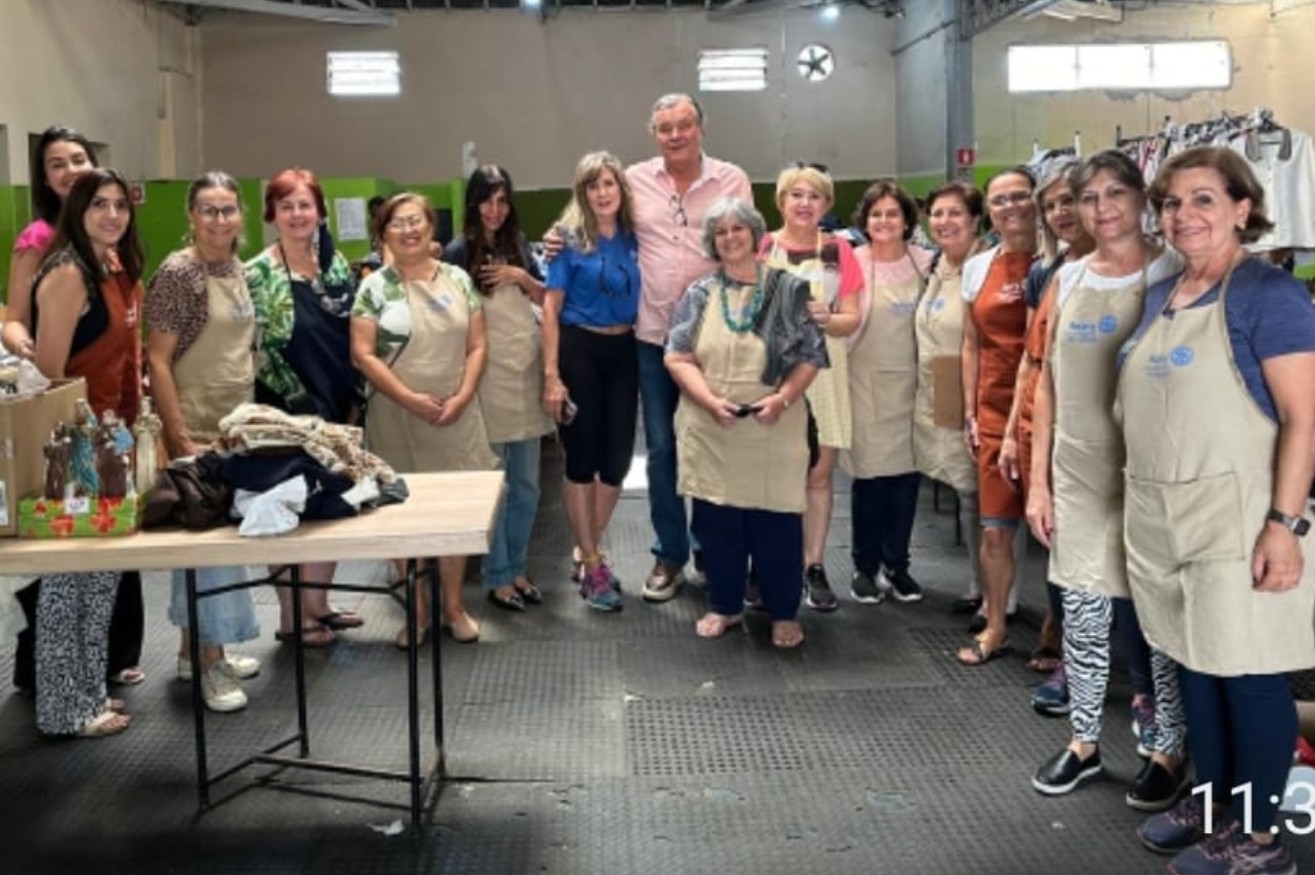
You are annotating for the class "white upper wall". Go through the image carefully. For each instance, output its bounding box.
[199,7,898,186]
[0,0,201,185]
[973,1,1315,164]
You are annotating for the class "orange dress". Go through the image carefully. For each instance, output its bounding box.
[970,251,1032,521]
[1016,283,1054,501]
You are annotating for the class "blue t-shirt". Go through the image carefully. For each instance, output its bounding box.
[544,231,641,328]
[1024,253,1064,310]
[1120,257,1315,421]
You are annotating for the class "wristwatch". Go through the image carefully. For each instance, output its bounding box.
[1266,508,1311,537]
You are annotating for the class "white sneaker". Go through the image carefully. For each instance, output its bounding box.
[201,663,248,713]
[177,653,262,682]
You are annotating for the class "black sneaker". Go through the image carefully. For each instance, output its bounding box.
[1032,747,1102,795]
[850,570,886,605]
[880,567,924,603]
[1126,760,1190,812]
[804,564,838,612]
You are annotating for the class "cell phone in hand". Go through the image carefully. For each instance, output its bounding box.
[561,398,579,426]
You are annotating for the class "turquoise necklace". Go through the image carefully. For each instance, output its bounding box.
[719,264,765,333]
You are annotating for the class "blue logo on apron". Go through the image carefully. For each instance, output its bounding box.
[426,294,451,314]
[1098,314,1118,334]
[932,297,946,312]
[1170,345,1194,367]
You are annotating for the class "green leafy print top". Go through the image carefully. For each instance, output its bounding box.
[352,263,481,359]
[244,247,355,403]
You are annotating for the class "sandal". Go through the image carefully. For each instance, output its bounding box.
[79,709,130,738]
[695,612,744,638]
[108,667,146,686]
[313,609,364,630]
[771,620,805,649]
[394,623,430,650]
[514,577,543,605]
[488,587,527,612]
[956,636,1012,666]
[275,625,336,647]
[105,698,125,713]
[1028,646,1062,674]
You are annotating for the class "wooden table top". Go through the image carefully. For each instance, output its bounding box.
[0,471,504,575]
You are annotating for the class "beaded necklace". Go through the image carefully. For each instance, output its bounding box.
[719,264,765,334]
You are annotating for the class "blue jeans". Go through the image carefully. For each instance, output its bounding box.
[168,567,260,647]
[485,438,542,590]
[692,499,802,621]
[637,340,695,566]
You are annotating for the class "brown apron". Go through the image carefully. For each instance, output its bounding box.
[365,272,497,472]
[172,273,255,446]
[913,260,976,492]
[1048,262,1146,597]
[66,273,142,421]
[478,282,553,444]
[764,235,851,450]
[674,278,809,514]
[1119,265,1315,675]
[844,252,920,478]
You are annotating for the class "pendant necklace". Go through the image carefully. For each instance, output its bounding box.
[719,264,765,334]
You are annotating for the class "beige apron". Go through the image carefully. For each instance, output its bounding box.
[1048,263,1147,597]
[173,273,256,446]
[764,235,851,450]
[843,253,920,478]
[1119,266,1315,675]
[674,277,809,514]
[912,261,975,492]
[478,282,554,444]
[365,273,497,472]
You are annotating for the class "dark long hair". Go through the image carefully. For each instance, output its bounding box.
[31,125,99,224]
[462,165,527,290]
[47,169,145,284]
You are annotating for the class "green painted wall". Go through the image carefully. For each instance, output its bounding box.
[319,177,392,263]
[136,181,191,279]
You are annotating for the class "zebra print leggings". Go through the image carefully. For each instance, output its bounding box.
[1061,589,1186,756]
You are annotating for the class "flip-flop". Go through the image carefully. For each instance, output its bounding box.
[771,620,805,649]
[79,709,130,738]
[695,612,744,638]
[275,625,336,647]
[956,638,1012,667]
[313,610,364,630]
[105,698,125,713]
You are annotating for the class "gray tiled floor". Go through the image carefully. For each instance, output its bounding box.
[1,442,1311,874]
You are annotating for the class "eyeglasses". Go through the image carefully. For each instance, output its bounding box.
[387,215,428,232]
[987,191,1033,209]
[669,194,688,228]
[196,205,240,221]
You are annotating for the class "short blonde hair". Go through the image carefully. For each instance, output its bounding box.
[555,151,636,254]
[775,164,834,211]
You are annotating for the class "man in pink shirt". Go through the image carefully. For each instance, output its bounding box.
[628,94,752,603]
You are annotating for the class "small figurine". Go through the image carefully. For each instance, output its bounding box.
[97,433,129,499]
[42,423,72,500]
[133,397,163,495]
[69,399,100,497]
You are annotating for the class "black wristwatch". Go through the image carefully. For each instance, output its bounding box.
[1266,508,1311,537]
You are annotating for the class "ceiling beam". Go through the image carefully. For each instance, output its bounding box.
[155,0,396,25]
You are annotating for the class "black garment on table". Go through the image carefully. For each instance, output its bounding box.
[216,450,359,521]
[12,572,143,692]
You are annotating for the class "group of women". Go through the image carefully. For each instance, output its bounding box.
[2,126,558,734]
[6,126,1315,873]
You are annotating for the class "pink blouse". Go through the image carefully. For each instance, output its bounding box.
[13,220,55,255]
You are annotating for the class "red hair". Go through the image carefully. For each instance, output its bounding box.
[263,168,326,222]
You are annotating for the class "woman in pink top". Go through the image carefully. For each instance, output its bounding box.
[5,125,99,357]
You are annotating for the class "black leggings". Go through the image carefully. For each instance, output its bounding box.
[558,325,638,487]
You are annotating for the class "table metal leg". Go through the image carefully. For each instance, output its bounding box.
[429,558,444,765]
[186,568,210,808]
[289,565,310,757]
[403,559,422,826]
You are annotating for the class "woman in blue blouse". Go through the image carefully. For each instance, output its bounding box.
[542,151,641,612]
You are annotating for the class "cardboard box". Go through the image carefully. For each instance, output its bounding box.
[18,494,144,538]
[932,355,964,429]
[0,379,87,537]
